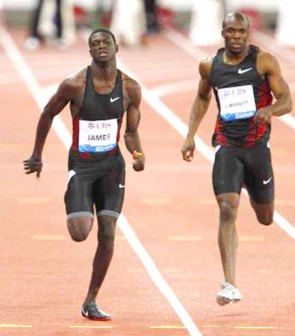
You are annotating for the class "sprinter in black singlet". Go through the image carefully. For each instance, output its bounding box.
[182,13,292,305]
[24,28,145,320]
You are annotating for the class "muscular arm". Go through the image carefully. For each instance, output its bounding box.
[182,58,212,161]
[24,77,77,177]
[255,52,292,123]
[123,77,145,171]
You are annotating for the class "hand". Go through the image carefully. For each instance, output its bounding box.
[181,138,195,162]
[253,108,272,124]
[132,151,145,172]
[23,156,43,178]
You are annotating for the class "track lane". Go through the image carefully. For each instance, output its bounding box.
[0,26,294,336]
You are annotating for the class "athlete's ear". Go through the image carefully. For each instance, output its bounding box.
[115,44,119,52]
[221,29,224,38]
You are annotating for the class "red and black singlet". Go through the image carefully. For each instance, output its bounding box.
[209,45,273,147]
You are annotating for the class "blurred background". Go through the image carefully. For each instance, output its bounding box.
[0,0,294,49]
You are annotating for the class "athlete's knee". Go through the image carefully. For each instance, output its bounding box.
[257,213,273,226]
[98,217,117,250]
[252,201,274,226]
[67,217,93,242]
[218,198,239,223]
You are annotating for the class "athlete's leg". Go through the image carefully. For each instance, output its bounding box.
[250,200,274,225]
[64,156,96,241]
[213,147,244,287]
[216,192,240,286]
[244,144,274,226]
[67,214,94,242]
[83,214,117,305]
[81,155,125,311]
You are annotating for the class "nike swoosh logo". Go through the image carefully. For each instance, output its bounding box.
[81,307,88,316]
[263,177,272,185]
[110,97,120,103]
[238,67,252,75]
[119,184,125,188]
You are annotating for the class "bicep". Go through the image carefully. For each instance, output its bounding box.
[125,80,142,132]
[261,54,290,100]
[43,81,72,117]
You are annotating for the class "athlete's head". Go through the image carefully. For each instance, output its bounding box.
[88,28,116,46]
[88,28,118,62]
[222,12,250,55]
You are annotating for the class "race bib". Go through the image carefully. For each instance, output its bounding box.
[217,85,257,121]
[78,119,118,153]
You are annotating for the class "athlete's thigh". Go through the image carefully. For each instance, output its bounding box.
[64,162,95,217]
[213,146,244,195]
[243,144,274,204]
[93,162,125,218]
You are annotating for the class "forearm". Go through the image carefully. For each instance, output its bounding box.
[270,95,293,116]
[187,96,210,138]
[124,131,143,154]
[32,111,54,158]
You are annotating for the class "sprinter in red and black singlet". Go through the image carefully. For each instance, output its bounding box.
[210,44,273,148]
[182,13,292,306]
[24,28,145,321]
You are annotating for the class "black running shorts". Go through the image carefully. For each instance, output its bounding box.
[64,151,125,219]
[212,143,274,204]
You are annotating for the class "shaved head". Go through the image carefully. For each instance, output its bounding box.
[222,12,249,29]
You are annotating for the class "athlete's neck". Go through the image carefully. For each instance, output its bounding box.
[223,46,249,65]
[91,60,117,81]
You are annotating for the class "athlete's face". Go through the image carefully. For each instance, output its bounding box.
[89,32,118,62]
[222,17,249,55]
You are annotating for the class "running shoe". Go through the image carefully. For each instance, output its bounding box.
[216,282,242,306]
[81,303,111,321]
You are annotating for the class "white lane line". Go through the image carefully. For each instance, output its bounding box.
[0,26,203,336]
[119,215,202,336]
[164,28,295,132]
[116,60,295,240]
[0,27,72,150]
[151,79,198,97]
[252,30,295,62]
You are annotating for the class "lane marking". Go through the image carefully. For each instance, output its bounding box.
[1,27,203,336]
[141,197,171,205]
[18,197,49,204]
[168,236,202,241]
[239,236,265,242]
[69,325,112,329]
[150,325,185,329]
[151,79,197,97]
[0,324,32,328]
[234,326,275,330]
[119,214,202,336]
[31,235,66,240]
[0,143,23,152]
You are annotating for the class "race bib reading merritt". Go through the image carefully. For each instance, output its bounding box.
[78,119,118,153]
[217,85,257,121]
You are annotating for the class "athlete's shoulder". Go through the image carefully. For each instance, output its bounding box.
[256,48,280,73]
[64,67,87,86]
[199,55,214,77]
[120,71,141,93]
[55,67,87,99]
[119,70,141,105]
